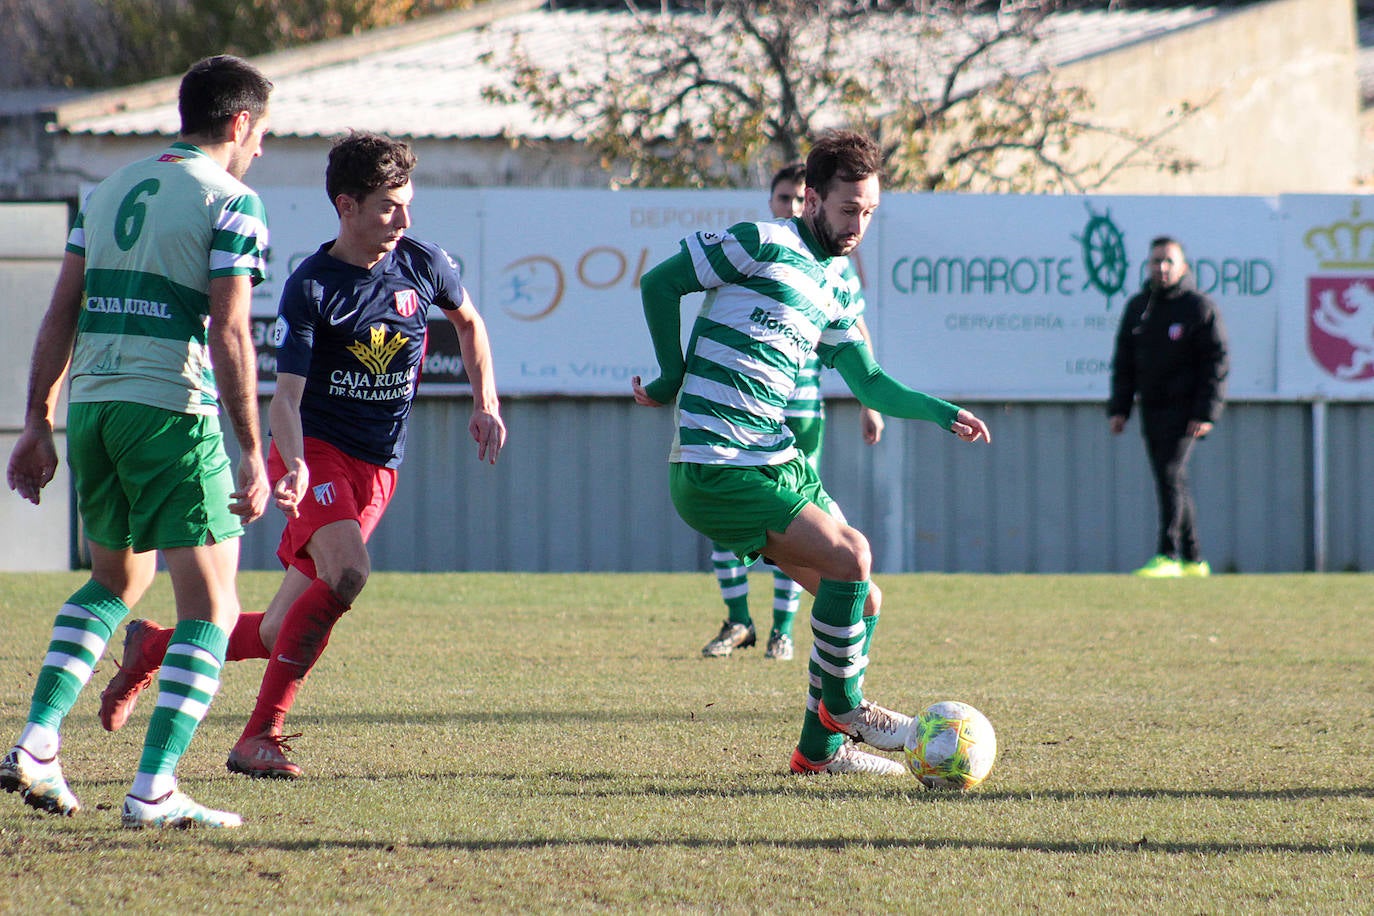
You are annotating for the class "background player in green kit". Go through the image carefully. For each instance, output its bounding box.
[703,162,885,662]
[3,56,273,826]
[633,131,991,775]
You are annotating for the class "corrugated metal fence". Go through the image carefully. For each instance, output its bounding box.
[234,396,1373,574]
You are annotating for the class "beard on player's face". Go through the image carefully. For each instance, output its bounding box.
[813,204,857,257]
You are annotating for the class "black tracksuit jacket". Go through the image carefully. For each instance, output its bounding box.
[1107,274,1229,423]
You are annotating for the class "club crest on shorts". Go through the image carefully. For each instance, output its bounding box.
[312,481,337,506]
[394,289,419,318]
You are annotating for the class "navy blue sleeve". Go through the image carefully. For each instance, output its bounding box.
[273,268,321,377]
[424,241,466,312]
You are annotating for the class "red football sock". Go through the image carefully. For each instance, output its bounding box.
[227,612,270,660]
[239,579,349,740]
[139,611,269,668]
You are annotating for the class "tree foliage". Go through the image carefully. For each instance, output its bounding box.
[0,0,476,89]
[482,0,1202,192]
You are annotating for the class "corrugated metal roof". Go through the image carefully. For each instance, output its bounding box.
[59,5,1220,140]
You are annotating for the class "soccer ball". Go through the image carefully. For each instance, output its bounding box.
[903,700,997,790]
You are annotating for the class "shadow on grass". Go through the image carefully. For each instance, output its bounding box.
[132,763,1374,806]
[252,840,1368,862]
[44,765,1374,807]
[256,836,1374,855]
[331,770,1374,804]
[18,829,1374,857]
[202,707,795,727]
[9,777,1374,858]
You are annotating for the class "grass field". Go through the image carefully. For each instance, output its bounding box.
[1,571,1372,913]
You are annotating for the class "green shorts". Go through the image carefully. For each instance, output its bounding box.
[68,401,243,552]
[669,456,839,563]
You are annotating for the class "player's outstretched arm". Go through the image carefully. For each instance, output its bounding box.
[7,252,84,505]
[833,343,991,443]
[446,293,506,464]
[950,408,991,444]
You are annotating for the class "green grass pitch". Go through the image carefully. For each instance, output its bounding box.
[1,571,1371,912]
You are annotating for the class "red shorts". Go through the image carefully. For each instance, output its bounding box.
[269,437,397,578]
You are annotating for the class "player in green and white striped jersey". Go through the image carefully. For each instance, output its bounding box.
[703,163,885,663]
[634,131,991,776]
[4,56,275,827]
[65,142,269,415]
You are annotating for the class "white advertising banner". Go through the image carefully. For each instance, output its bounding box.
[872,194,1282,400]
[255,187,762,395]
[1275,195,1374,398]
[252,188,1371,400]
[469,189,762,394]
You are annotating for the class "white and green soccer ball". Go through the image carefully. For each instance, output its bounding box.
[904,700,997,790]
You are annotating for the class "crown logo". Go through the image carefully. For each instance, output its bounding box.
[1305,202,1374,269]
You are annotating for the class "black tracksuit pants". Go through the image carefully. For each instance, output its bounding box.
[1140,405,1202,563]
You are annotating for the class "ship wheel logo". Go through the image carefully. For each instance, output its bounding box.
[1074,204,1128,309]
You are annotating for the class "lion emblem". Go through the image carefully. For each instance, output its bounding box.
[1311,279,1374,379]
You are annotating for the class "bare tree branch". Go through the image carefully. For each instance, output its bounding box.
[485,0,1203,192]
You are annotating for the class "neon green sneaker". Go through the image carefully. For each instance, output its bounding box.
[1180,560,1211,577]
[1133,555,1183,577]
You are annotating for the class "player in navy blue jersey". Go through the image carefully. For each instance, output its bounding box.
[99,132,506,779]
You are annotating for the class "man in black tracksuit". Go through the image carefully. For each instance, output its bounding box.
[1108,236,1229,577]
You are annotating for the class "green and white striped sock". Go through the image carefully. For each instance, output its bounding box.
[858,612,878,692]
[132,618,228,799]
[771,569,802,638]
[795,579,869,762]
[711,546,752,625]
[22,581,129,755]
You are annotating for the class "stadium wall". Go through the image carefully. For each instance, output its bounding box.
[0,202,73,571]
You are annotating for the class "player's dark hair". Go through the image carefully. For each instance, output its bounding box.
[770,161,806,193]
[178,55,272,138]
[326,131,417,207]
[804,130,883,199]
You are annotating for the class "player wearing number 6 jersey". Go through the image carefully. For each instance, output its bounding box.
[4,55,273,828]
[633,130,991,776]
